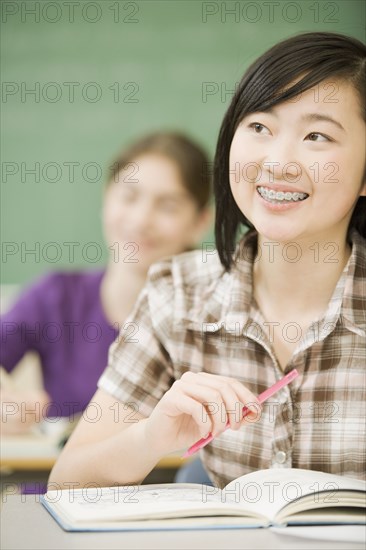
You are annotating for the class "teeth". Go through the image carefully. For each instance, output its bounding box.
[257,186,308,203]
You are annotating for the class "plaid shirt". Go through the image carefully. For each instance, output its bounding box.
[98,230,366,487]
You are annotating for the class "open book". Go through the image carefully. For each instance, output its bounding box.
[41,468,366,531]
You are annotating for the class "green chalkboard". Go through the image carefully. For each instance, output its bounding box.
[1,0,365,283]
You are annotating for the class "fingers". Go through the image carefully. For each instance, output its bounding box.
[197,372,261,423]
[170,380,227,437]
[172,372,262,437]
[159,386,214,439]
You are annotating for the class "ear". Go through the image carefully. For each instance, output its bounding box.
[189,204,215,245]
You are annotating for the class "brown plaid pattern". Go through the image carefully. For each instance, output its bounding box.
[98,230,366,487]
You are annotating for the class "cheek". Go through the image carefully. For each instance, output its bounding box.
[156,212,197,244]
[229,140,242,184]
[314,160,361,220]
[314,150,361,205]
[158,214,191,235]
[229,172,253,204]
[229,137,260,188]
[313,139,365,189]
[314,150,344,188]
[102,202,128,234]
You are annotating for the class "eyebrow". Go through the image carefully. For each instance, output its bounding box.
[300,113,345,132]
[157,192,190,201]
[263,108,345,132]
[121,184,190,201]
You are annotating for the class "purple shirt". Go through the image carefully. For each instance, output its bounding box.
[0,271,118,416]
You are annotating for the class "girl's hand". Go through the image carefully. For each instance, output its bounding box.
[144,372,261,457]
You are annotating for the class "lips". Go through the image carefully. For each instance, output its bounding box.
[257,185,309,204]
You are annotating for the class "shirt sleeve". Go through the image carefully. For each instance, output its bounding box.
[0,273,58,371]
[97,261,176,419]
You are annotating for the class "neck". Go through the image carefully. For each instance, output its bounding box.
[253,231,351,318]
[100,260,148,326]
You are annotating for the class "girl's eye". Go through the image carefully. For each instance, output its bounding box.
[306,132,330,142]
[248,122,270,134]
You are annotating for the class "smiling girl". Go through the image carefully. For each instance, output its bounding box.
[50,32,366,489]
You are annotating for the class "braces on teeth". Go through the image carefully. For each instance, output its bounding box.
[257,186,308,202]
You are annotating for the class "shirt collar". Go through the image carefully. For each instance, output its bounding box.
[181,231,257,333]
[338,229,366,336]
[181,229,365,337]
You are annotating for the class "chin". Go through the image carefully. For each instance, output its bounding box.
[252,220,303,244]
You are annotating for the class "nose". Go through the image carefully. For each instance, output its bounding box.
[262,138,301,184]
[127,199,155,235]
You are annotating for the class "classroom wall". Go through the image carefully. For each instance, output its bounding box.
[2,0,365,284]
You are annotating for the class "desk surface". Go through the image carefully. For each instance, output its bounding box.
[1,433,185,470]
[1,496,365,550]
[0,455,185,471]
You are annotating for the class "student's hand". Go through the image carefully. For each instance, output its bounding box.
[144,372,261,457]
[0,388,50,435]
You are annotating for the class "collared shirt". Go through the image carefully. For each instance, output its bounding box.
[98,230,366,487]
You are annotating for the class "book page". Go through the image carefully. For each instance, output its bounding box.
[223,468,366,522]
[44,469,365,526]
[44,483,259,524]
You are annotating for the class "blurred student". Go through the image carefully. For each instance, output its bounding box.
[0,132,211,434]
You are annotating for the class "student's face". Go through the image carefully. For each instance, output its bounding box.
[229,79,366,244]
[102,154,206,271]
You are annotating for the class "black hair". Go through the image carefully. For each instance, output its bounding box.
[214,32,366,270]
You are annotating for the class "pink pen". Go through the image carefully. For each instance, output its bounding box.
[182,368,299,458]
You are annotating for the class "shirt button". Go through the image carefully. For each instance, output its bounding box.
[275,451,287,464]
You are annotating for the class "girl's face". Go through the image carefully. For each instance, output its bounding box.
[102,154,207,271]
[229,79,366,244]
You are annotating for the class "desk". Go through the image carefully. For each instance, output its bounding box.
[1,455,185,471]
[1,496,365,550]
[1,434,188,488]
[1,432,185,470]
